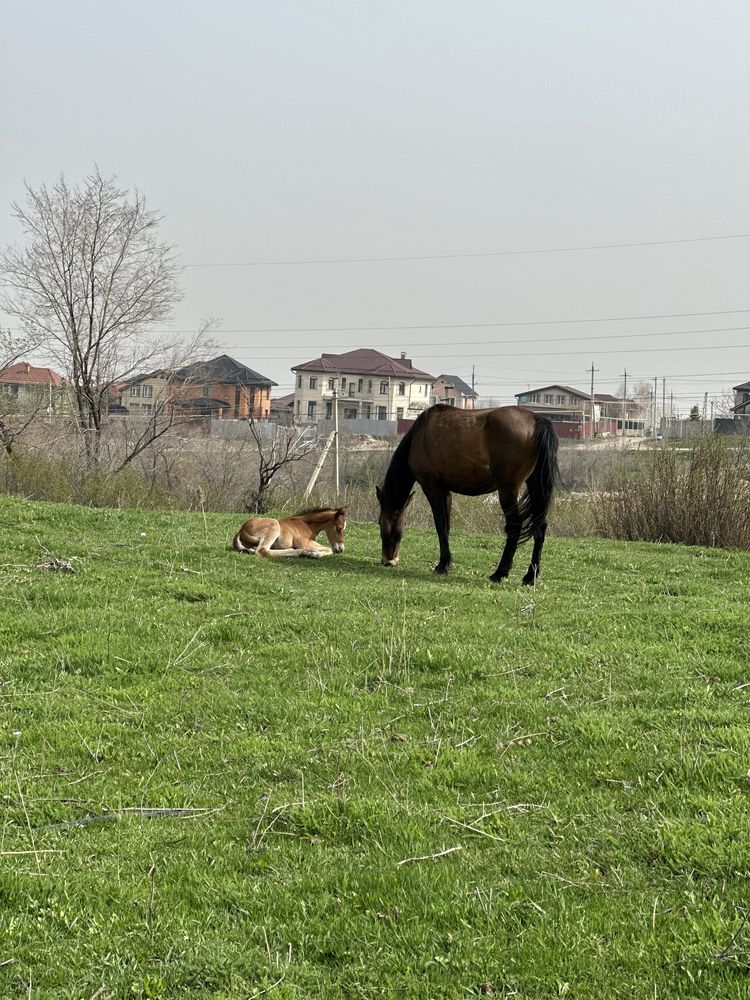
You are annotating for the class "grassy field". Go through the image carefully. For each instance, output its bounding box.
[1,495,750,999]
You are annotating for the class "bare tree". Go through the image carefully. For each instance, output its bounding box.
[245,420,320,514]
[0,168,194,466]
[0,327,41,456]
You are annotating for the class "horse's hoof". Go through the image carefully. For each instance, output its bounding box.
[522,572,539,586]
[489,572,509,584]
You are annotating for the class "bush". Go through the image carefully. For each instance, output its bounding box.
[595,434,750,549]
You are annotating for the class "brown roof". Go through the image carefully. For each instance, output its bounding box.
[733,381,750,392]
[270,392,294,410]
[292,348,434,380]
[0,361,64,386]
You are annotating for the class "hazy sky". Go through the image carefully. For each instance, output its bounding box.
[2,0,749,413]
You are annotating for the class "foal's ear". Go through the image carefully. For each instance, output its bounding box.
[337,506,347,516]
[375,486,383,503]
[403,491,416,510]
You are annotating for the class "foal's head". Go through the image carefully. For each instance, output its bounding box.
[375,486,414,566]
[322,507,347,553]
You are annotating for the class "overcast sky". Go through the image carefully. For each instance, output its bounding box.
[2,0,748,413]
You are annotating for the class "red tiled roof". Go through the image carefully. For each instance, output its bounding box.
[292,348,434,380]
[0,361,64,386]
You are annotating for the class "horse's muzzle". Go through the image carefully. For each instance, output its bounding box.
[333,544,344,553]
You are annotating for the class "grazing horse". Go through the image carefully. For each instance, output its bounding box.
[233,506,347,559]
[376,405,559,584]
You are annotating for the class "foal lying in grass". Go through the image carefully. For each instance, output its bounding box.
[233,507,346,559]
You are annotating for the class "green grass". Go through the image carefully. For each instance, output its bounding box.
[1,494,750,999]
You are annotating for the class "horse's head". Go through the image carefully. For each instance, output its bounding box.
[376,486,414,566]
[323,507,347,553]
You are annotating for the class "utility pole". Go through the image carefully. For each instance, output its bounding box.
[653,376,658,439]
[588,363,598,438]
[622,368,628,437]
[662,378,666,439]
[471,365,475,396]
[333,382,340,495]
[702,391,708,423]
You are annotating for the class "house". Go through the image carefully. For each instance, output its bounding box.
[118,355,277,419]
[514,384,643,439]
[431,374,478,409]
[269,392,295,424]
[291,349,435,424]
[0,361,66,414]
[731,381,750,414]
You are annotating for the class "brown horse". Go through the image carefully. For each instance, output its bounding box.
[376,405,559,584]
[233,506,347,558]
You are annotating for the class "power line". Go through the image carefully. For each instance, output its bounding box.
[225,322,750,355]
[155,307,750,336]
[183,232,750,268]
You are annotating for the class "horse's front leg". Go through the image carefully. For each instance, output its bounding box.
[297,540,334,559]
[425,488,453,574]
[490,488,521,583]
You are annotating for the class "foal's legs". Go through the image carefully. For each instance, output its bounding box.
[490,487,522,582]
[425,487,453,574]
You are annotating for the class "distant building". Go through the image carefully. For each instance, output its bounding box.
[291,348,435,424]
[431,374,478,409]
[731,380,750,414]
[117,354,277,419]
[515,384,643,438]
[269,392,295,424]
[0,361,66,413]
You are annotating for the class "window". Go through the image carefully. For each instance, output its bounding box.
[377,406,387,420]
[328,378,335,390]
[396,407,404,419]
[202,385,211,397]
[142,385,153,398]
[448,398,455,406]
[344,406,357,419]
[325,400,332,419]
[368,380,373,391]
[358,379,364,392]
[341,377,347,388]
[309,376,318,389]
[544,394,553,404]
[364,404,371,419]
[529,393,539,403]
[141,403,152,412]
[297,375,302,388]
[398,382,405,395]
[430,396,437,405]
[556,395,565,405]
[130,385,141,397]
[307,400,317,420]
[348,385,355,397]
[380,381,388,394]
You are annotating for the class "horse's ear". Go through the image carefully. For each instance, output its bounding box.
[337,506,347,516]
[375,486,383,503]
[404,491,416,510]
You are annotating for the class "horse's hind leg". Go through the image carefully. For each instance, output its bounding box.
[522,521,547,586]
[425,487,453,574]
[490,488,522,583]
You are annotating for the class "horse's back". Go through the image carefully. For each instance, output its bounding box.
[409,405,539,493]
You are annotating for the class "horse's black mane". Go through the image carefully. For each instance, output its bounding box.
[381,418,420,507]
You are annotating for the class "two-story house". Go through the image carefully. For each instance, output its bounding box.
[431,374,477,409]
[731,381,750,414]
[515,384,643,438]
[291,349,435,424]
[119,355,277,419]
[0,361,66,414]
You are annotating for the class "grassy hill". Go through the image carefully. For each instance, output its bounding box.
[1,495,749,998]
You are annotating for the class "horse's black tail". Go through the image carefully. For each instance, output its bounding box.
[517,416,560,542]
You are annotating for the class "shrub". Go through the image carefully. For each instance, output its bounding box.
[595,434,750,549]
